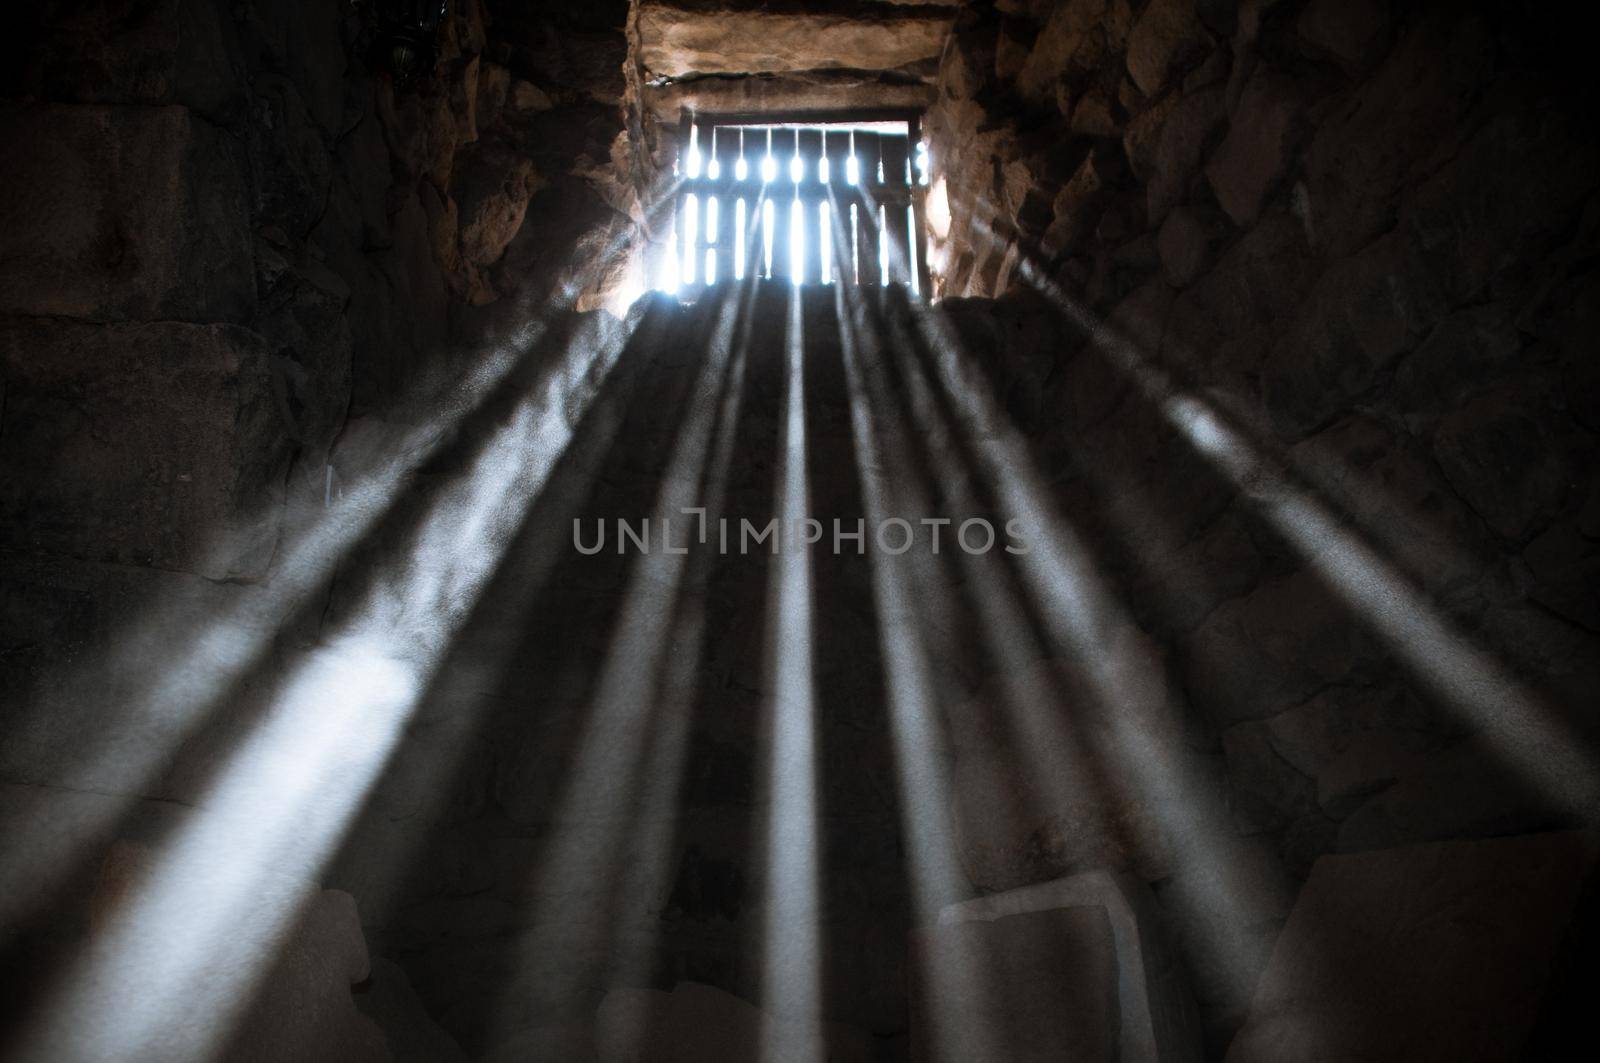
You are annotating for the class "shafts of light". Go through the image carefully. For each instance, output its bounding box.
[0,299,636,936]
[5,311,644,1063]
[574,283,760,1058]
[905,299,1282,1009]
[834,285,1003,1062]
[488,285,753,1046]
[1006,247,1600,818]
[757,286,822,1063]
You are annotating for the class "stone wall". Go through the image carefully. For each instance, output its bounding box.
[0,1,633,1054]
[918,0,1600,1048]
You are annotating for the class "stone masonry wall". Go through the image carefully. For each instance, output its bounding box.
[0,1,632,1052]
[919,0,1600,1049]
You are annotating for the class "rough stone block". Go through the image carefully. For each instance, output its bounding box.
[635,2,951,78]
[919,872,1204,1063]
[1205,69,1303,227]
[1296,0,1392,77]
[595,982,873,1063]
[1261,229,1446,439]
[0,319,288,579]
[1143,87,1226,224]
[910,902,1121,1062]
[1433,383,1586,542]
[1158,205,1216,287]
[1125,0,1211,99]
[1225,831,1596,1062]
[225,889,390,1063]
[1184,571,1383,727]
[0,103,254,323]
[1301,10,1494,257]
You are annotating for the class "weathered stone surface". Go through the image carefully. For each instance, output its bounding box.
[1261,230,1446,439]
[250,73,334,239]
[1184,571,1383,727]
[635,2,952,78]
[1407,93,1600,305]
[1042,147,1124,257]
[1221,721,1317,833]
[930,873,1204,1063]
[912,904,1120,1063]
[1226,832,1596,1062]
[0,319,288,579]
[950,647,1182,891]
[1289,414,1492,594]
[1125,0,1211,98]
[1296,0,1391,77]
[1181,210,1316,338]
[1142,87,1226,223]
[1158,205,1216,287]
[1433,384,1586,542]
[358,958,470,1063]
[226,890,390,1063]
[1205,69,1302,227]
[1392,303,1523,422]
[595,983,873,1063]
[0,103,254,323]
[1301,9,1495,256]
[1016,0,1108,104]
[454,142,546,298]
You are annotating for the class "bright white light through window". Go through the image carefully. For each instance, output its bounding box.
[878,205,889,285]
[906,204,920,294]
[762,198,774,278]
[789,199,804,283]
[735,199,747,280]
[819,202,832,284]
[668,118,927,292]
[682,194,699,284]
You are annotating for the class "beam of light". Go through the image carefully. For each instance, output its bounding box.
[0,253,651,933]
[757,285,822,1063]
[789,198,804,285]
[1003,245,1600,819]
[735,198,748,281]
[4,306,646,1063]
[763,198,775,279]
[907,205,921,296]
[849,203,860,284]
[879,205,890,286]
[833,282,1003,1062]
[904,299,1283,1013]
[682,193,699,285]
[819,202,832,285]
[480,285,754,1050]
[684,123,702,179]
[567,283,762,1058]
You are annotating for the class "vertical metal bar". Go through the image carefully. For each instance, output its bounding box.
[880,134,911,286]
[855,131,882,289]
[797,129,823,284]
[823,129,854,283]
[908,114,932,299]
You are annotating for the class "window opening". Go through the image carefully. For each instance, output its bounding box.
[662,112,931,294]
